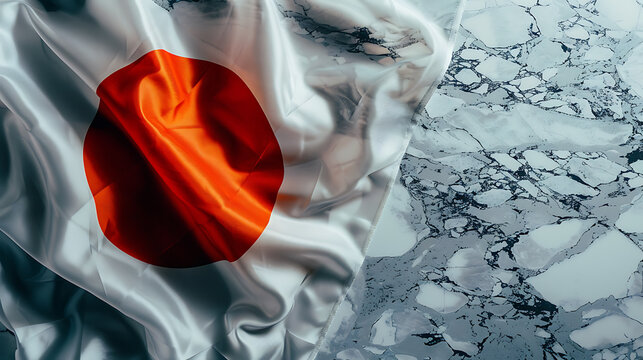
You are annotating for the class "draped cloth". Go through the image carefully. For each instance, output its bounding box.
[0,0,456,358]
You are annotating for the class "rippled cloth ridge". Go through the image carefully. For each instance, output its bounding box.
[0,0,452,359]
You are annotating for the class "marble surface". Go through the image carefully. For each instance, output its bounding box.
[318,0,643,359]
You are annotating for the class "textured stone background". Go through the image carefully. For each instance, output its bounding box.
[318,0,643,359]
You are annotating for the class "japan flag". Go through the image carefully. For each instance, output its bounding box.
[0,0,451,358]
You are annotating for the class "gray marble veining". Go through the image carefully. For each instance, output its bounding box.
[319,0,643,359]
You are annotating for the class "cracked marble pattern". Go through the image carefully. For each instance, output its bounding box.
[318,0,643,359]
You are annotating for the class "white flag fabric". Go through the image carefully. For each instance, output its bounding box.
[0,0,451,359]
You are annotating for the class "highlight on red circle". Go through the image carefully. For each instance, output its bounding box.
[83,49,284,268]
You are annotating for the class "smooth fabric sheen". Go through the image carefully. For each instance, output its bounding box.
[85,49,284,267]
[0,0,452,359]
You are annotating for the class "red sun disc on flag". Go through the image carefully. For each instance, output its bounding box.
[83,49,284,268]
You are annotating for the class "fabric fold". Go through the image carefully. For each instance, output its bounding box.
[0,0,462,358]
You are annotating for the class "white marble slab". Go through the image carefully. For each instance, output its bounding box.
[319,0,643,358]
